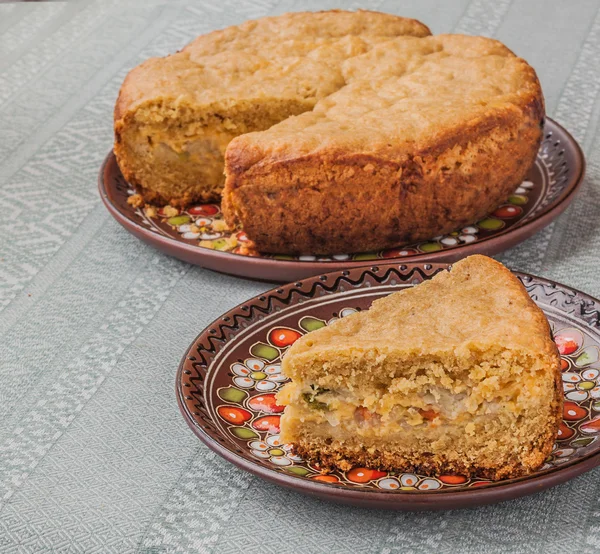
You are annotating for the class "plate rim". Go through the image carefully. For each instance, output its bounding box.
[176,261,600,510]
[99,117,585,282]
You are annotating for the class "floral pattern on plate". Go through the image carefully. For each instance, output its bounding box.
[118,129,577,261]
[127,181,538,260]
[208,302,600,491]
[102,120,584,283]
[177,265,600,510]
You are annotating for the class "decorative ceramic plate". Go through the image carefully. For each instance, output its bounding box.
[100,118,584,282]
[177,262,600,510]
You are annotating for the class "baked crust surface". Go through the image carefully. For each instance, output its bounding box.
[223,35,544,254]
[114,11,544,255]
[113,10,430,207]
[277,256,562,480]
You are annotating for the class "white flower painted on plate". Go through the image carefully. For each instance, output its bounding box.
[231,358,283,390]
[199,232,222,240]
[378,477,401,490]
[250,435,298,466]
[418,479,441,491]
[583,369,599,380]
[554,448,574,458]
[400,474,418,487]
[440,236,459,246]
[566,390,588,402]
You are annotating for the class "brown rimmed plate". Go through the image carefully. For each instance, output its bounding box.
[100,118,584,282]
[177,262,600,510]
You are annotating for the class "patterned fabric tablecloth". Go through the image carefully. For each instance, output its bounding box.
[1,0,600,552]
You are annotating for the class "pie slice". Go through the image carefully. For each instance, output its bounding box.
[277,255,562,480]
[113,11,430,206]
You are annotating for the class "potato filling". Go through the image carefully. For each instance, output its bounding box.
[278,361,547,441]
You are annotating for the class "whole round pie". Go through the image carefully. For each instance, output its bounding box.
[114,10,544,255]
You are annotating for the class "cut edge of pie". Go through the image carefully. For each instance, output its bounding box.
[277,255,562,480]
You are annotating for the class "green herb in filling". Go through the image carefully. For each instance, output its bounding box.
[303,385,330,411]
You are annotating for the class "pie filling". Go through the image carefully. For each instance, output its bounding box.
[119,98,317,201]
[277,357,553,449]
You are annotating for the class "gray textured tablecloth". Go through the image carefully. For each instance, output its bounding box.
[1,0,600,551]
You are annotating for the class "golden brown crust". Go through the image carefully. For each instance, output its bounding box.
[113,10,431,207]
[292,430,555,481]
[278,256,562,481]
[222,35,545,255]
[223,109,543,254]
[293,365,562,481]
[114,13,545,255]
[282,255,560,377]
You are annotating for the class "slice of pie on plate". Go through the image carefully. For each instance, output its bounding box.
[277,255,562,480]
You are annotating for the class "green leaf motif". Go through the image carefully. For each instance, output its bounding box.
[575,347,599,367]
[299,316,326,332]
[508,195,528,205]
[420,242,443,253]
[218,387,248,404]
[571,437,596,448]
[285,466,311,476]
[167,215,191,226]
[251,342,279,361]
[352,252,378,261]
[229,427,259,440]
[212,238,230,251]
[477,218,504,230]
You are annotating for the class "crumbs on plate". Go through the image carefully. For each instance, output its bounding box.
[135,199,259,256]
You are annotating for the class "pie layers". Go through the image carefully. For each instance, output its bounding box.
[113,10,430,206]
[277,255,562,480]
[114,10,544,255]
